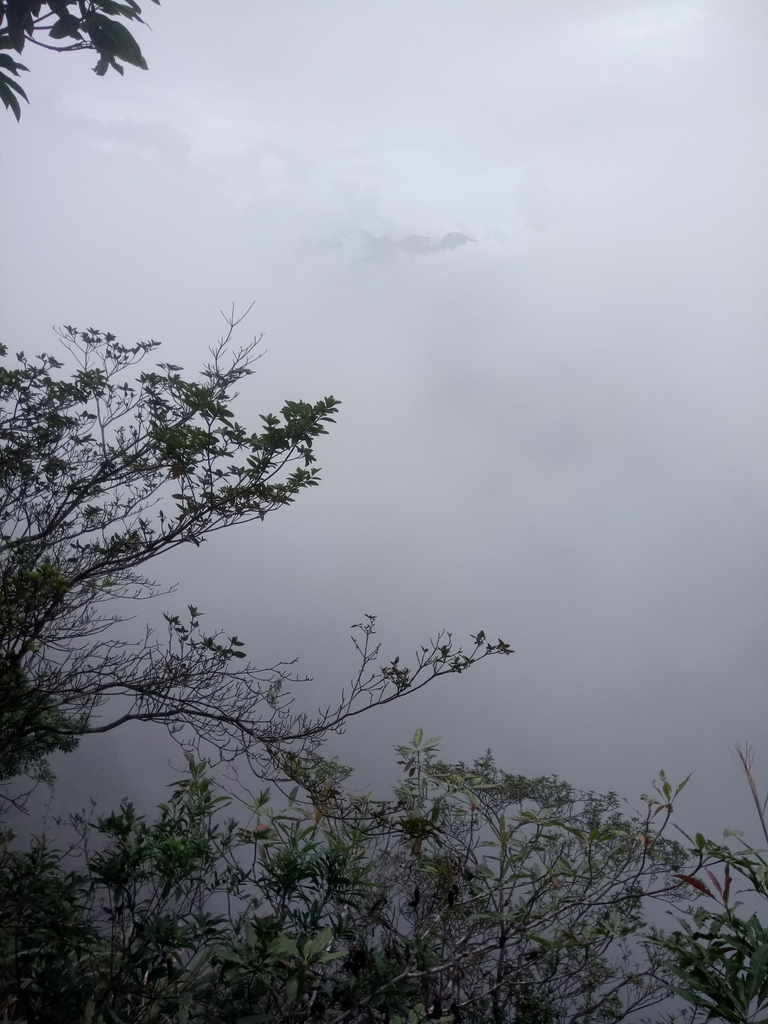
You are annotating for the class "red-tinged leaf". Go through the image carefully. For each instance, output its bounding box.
[551,876,561,889]
[705,868,723,896]
[412,837,422,855]
[674,874,715,898]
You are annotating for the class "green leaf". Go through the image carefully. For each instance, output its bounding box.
[0,54,29,75]
[0,69,28,121]
[48,15,83,41]
[302,926,334,959]
[267,932,300,961]
[675,772,693,798]
[85,15,148,69]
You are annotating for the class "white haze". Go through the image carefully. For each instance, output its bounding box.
[1,0,767,839]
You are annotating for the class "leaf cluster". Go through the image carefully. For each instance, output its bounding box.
[0,318,516,808]
[0,1,159,119]
[651,745,768,1024]
[0,316,342,793]
[0,744,700,1024]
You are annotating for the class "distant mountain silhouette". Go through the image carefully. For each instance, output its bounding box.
[362,231,474,261]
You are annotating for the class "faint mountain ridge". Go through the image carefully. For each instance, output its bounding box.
[362,230,474,261]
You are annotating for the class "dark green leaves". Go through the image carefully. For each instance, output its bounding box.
[87,13,148,74]
[0,52,28,121]
[0,321,342,788]
[658,912,768,1024]
[1,1,158,115]
[47,11,82,41]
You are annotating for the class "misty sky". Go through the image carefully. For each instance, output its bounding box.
[2,0,768,839]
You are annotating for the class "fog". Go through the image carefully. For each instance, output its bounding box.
[1,0,767,840]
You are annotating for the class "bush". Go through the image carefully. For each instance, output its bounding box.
[0,738,696,1024]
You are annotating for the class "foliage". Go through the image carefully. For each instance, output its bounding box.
[657,907,768,1024]
[0,316,512,803]
[330,732,692,1024]
[0,313,328,792]
[0,0,158,120]
[653,745,768,1024]
[0,739,698,1024]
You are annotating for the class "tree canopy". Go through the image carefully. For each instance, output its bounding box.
[0,315,511,805]
[0,0,158,120]
[0,737,699,1024]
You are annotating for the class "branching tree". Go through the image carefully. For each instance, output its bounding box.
[0,316,511,801]
[1,0,159,120]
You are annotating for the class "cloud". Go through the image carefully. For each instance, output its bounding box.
[516,168,571,233]
[72,115,192,163]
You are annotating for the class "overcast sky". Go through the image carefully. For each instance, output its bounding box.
[2,0,768,838]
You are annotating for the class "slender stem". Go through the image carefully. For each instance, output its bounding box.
[734,743,768,848]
